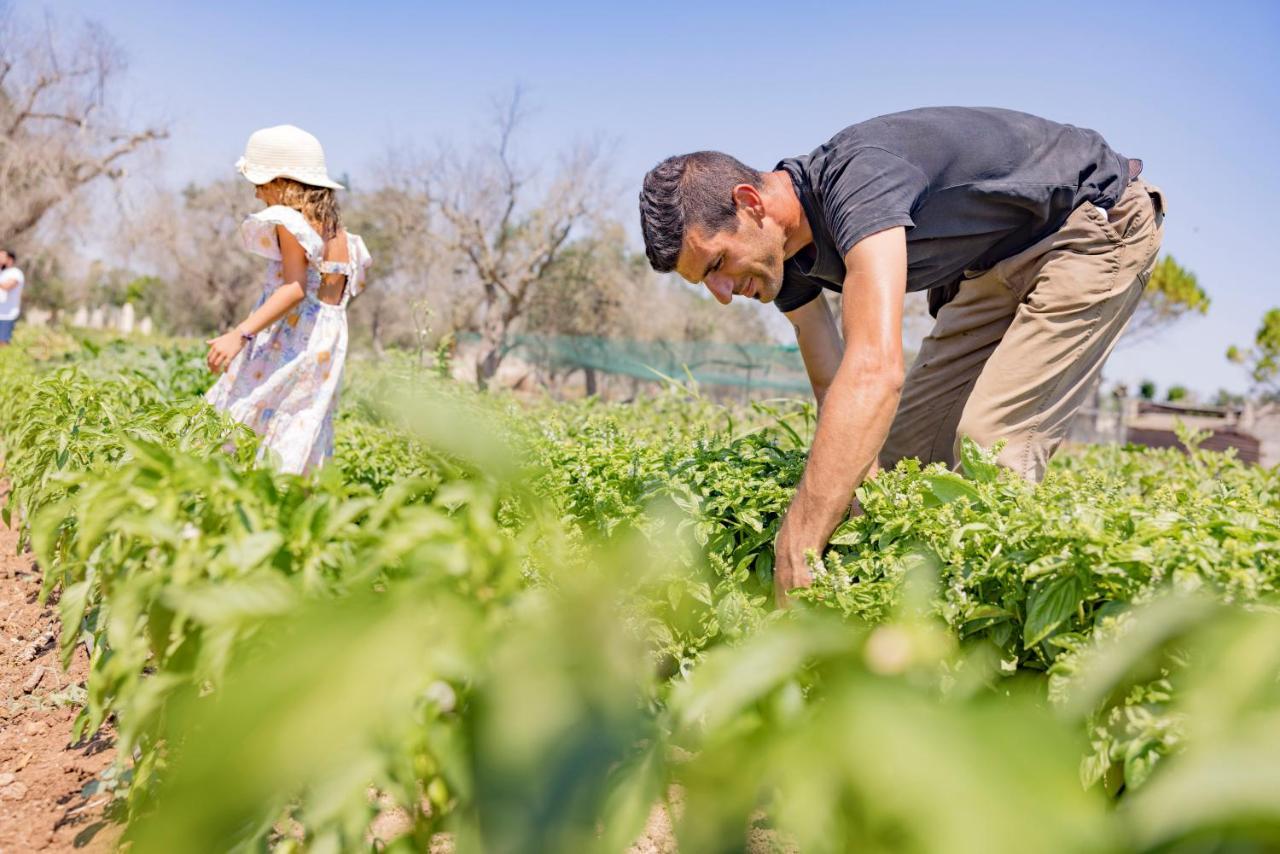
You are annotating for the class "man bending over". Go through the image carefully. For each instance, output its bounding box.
[639,107,1164,604]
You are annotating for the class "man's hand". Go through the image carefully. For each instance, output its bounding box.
[774,466,877,606]
[773,518,815,607]
[206,330,244,373]
[771,227,907,607]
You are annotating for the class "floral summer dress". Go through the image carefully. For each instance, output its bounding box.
[205,205,372,474]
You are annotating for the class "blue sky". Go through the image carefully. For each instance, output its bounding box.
[30,0,1280,396]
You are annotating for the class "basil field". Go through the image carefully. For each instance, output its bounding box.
[2,328,1278,854]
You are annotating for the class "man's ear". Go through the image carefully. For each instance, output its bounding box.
[732,183,766,224]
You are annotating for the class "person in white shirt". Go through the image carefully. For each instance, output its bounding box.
[0,249,24,346]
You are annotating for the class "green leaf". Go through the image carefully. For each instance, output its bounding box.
[753,550,773,582]
[921,471,984,507]
[959,604,1014,639]
[162,575,297,625]
[58,580,92,666]
[671,617,856,731]
[1024,574,1083,648]
[829,519,863,546]
[595,744,665,854]
[219,532,285,572]
[958,436,1001,483]
[666,582,683,611]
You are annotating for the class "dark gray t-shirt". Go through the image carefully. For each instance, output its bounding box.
[774,107,1134,314]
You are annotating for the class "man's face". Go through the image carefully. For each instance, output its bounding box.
[0,252,11,269]
[675,207,787,306]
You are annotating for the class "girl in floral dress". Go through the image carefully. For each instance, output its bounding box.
[205,125,372,474]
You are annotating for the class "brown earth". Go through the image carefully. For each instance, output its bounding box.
[0,485,119,854]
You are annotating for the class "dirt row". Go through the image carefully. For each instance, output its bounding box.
[0,484,117,854]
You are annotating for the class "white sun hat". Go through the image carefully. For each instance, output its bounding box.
[234,124,345,190]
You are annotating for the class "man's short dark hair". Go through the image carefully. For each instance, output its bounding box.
[639,151,762,273]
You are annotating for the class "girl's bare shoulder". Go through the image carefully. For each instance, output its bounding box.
[324,229,352,264]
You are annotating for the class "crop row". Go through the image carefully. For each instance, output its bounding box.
[1,331,1279,851]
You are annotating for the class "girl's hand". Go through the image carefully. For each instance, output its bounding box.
[206,330,245,373]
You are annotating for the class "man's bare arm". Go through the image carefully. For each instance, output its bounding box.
[785,295,842,410]
[773,227,907,604]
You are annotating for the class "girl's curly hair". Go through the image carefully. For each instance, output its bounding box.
[261,177,343,240]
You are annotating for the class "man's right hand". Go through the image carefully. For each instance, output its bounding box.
[772,514,816,607]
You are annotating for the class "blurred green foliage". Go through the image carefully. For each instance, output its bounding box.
[0,328,1277,852]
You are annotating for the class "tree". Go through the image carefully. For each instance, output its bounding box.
[1213,388,1246,408]
[1227,308,1280,398]
[1139,379,1157,401]
[522,221,638,394]
[17,250,74,320]
[91,271,169,326]
[1119,256,1209,348]
[344,176,443,359]
[0,11,166,246]
[420,90,608,389]
[1165,385,1188,403]
[525,222,636,341]
[132,180,260,335]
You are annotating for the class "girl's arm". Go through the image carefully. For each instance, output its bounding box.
[207,225,309,373]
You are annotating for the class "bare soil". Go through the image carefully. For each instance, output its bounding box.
[0,485,119,853]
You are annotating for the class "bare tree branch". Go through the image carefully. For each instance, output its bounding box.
[492,87,527,255]
[0,10,167,246]
[400,88,608,387]
[130,179,259,335]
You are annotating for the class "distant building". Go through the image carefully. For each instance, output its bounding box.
[1125,401,1263,464]
[1072,393,1279,467]
[1240,401,1280,468]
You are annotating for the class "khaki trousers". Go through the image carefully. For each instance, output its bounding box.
[880,179,1166,482]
